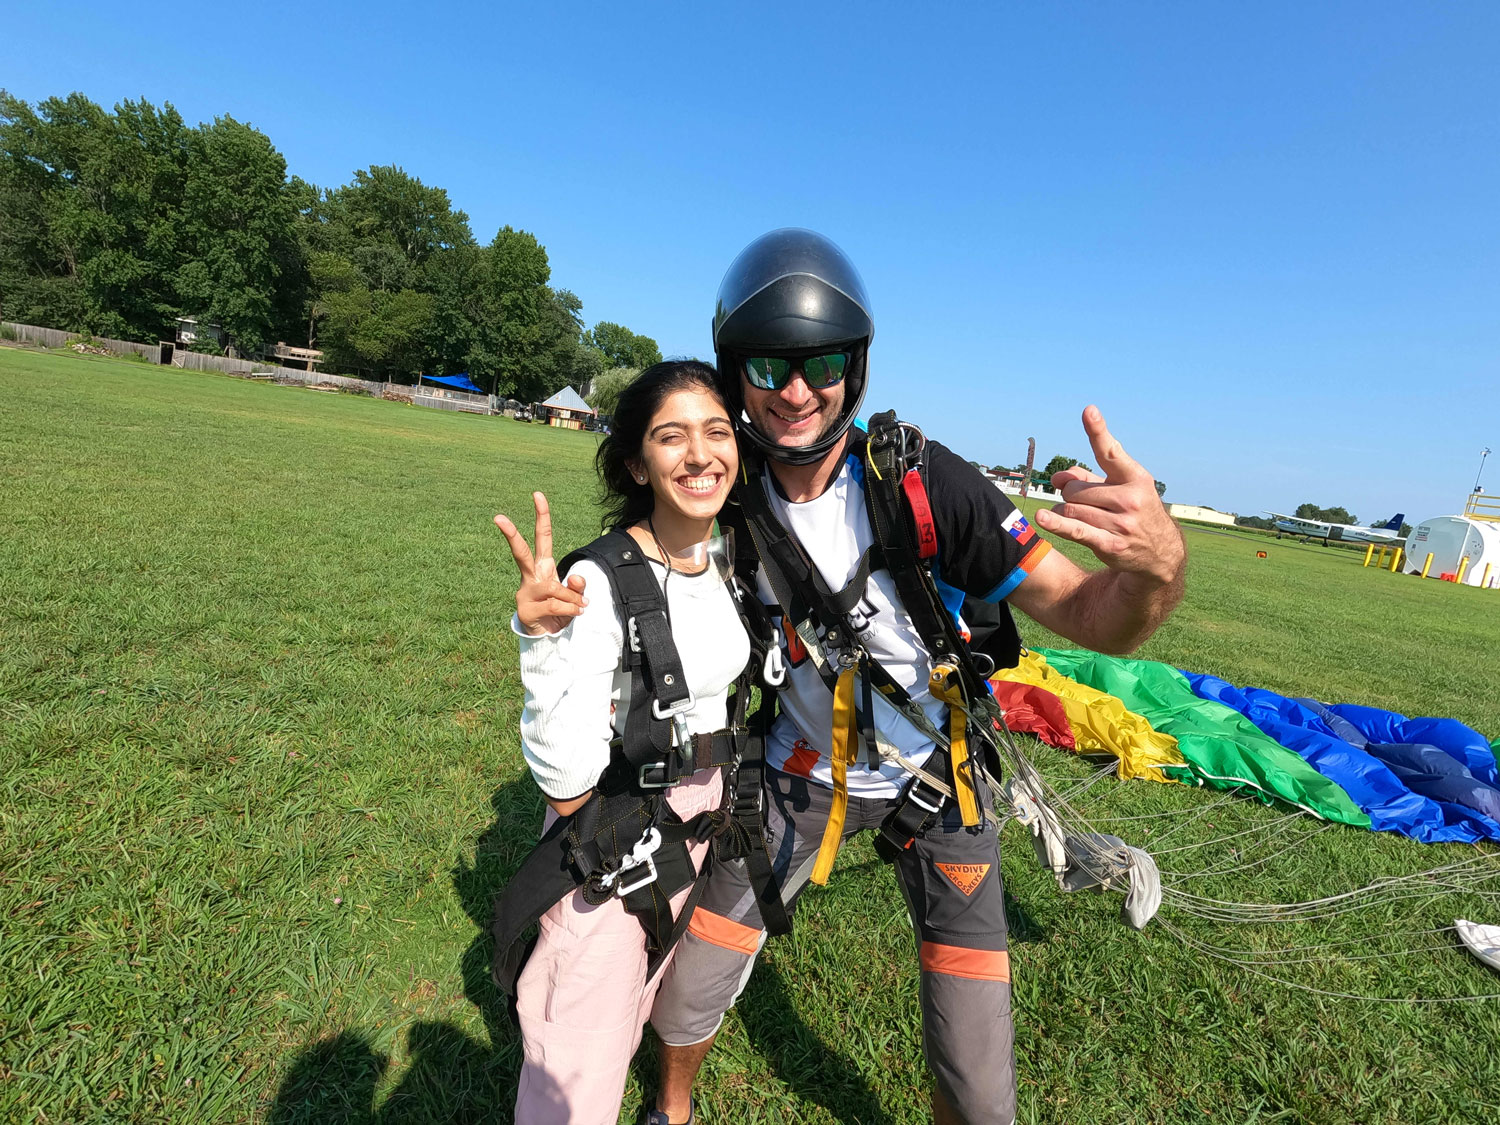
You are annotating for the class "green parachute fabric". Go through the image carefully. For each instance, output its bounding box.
[1036,649,1371,829]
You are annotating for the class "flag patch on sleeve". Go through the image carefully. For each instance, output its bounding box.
[1001,509,1036,546]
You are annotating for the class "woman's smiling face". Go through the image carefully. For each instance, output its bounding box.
[630,386,738,524]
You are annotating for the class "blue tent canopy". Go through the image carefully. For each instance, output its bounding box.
[421,373,486,394]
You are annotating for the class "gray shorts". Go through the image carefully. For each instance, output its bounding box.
[651,768,1016,1125]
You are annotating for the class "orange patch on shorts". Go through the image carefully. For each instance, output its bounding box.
[935,862,990,896]
[920,942,1011,982]
[687,909,763,956]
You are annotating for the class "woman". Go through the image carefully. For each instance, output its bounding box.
[493,360,751,1125]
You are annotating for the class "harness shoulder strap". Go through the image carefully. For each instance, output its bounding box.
[560,531,692,772]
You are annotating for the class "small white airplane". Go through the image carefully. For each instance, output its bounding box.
[1265,511,1406,546]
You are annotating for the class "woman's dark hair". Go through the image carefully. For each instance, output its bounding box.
[596,360,726,530]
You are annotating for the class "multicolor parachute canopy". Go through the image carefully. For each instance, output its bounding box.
[989,649,1500,998]
[992,649,1500,844]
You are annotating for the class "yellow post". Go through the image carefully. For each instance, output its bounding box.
[1457,556,1471,584]
[1422,552,1434,578]
[1389,547,1402,573]
[1483,562,1493,589]
[1362,543,1375,568]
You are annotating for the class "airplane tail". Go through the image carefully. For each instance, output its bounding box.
[1381,513,1405,530]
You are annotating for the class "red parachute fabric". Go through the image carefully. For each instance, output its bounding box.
[988,680,1077,750]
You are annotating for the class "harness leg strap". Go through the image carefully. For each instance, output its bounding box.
[810,665,858,885]
[928,664,981,828]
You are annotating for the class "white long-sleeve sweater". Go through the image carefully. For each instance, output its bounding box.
[514,556,752,799]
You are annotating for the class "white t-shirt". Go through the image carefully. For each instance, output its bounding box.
[516,555,750,799]
[757,443,1049,797]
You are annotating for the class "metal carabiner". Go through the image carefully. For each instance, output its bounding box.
[608,827,663,897]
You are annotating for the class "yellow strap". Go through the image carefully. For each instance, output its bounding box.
[928,664,981,827]
[809,666,857,885]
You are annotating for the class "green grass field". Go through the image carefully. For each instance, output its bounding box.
[3,347,1498,1124]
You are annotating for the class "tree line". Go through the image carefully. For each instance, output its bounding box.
[985,453,1167,498]
[0,91,661,398]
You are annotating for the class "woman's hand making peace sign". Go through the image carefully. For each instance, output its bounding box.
[494,492,589,636]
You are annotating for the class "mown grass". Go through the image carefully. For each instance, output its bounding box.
[2,347,1497,1124]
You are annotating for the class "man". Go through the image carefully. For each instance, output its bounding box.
[643,228,1186,1125]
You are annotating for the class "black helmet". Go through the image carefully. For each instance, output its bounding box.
[713,228,874,465]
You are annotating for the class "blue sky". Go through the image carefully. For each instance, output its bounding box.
[9,1,1496,521]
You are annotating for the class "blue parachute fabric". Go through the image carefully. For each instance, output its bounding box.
[1184,672,1482,844]
[1324,703,1499,788]
[1361,744,1500,830]
[1298,698,1500,838]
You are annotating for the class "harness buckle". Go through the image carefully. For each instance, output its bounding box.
[906,783,945,815]
[651,693,696,722]
[604,827,662,897]
[637,761,676,789]
[731,781,764,820]
[627,615,643,654]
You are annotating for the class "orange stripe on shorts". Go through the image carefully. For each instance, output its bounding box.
[920,941,1011,983]
[687,908,763,956]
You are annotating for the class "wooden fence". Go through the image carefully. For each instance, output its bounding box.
[413,388,494,414]
[268,367,393,395]
[2,320,500,411]
[2,321,161,362]
[170,349,265,375]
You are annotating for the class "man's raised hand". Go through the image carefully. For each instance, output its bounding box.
[1032,406,1186,586]
[494,492,588,636]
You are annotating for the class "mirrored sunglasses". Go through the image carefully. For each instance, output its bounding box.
[742,352,849,391]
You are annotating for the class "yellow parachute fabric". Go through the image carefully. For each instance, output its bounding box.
[992,651,1187,782]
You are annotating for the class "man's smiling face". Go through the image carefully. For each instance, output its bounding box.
[740,360,848,452]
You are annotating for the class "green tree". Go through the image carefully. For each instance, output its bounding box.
[1042,455,1092,478]
[483,226,557,399]
[316,286,434,378]
[541,288,604,393]
[299,165,476,378]
[174,115,302,354]
[339,165,473,268]
[0,91,187,340]
[1154,480,1167,498]
[424,241,493,379]
[1294,503,1358,525]
[587,366,641,416]
[586,321,661,371]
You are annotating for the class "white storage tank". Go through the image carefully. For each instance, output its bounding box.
[1405,516,1500,587]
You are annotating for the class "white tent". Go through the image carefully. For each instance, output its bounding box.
[540,386,593,413]
[538,385,595,430]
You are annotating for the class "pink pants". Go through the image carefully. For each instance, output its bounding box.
[513,768,724,1125]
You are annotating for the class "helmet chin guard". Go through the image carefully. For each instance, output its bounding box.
[713,229,873,465]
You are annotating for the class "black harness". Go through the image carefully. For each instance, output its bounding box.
[490,530,789,1009]
[723,411,1023,865]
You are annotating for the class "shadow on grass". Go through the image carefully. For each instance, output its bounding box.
[266,777,936,1124]
[265,777,539,1124]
